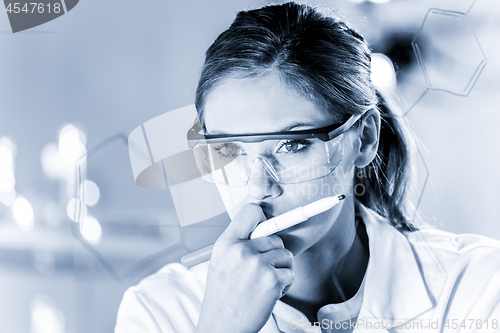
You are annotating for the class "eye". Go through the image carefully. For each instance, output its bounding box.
[276,139,311,154]
[213,143,243,158]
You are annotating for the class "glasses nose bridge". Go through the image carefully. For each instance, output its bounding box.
[246,155,281,184]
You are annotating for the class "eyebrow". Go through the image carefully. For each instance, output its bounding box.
[206,122,316,135]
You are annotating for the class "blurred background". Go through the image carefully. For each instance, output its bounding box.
[1,0,499,332]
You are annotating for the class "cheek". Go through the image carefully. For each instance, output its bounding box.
[285,164,355,204]
[285,135,358,204]
[277,167,355,254]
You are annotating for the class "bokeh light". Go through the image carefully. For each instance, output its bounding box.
[30,295,65,333]
[0,136,16,153]
[12,197,34,231]
[0,170,15,194]
[371,53,397,91]
[40,143,65,180]
[0,145,14,167]
[81,180,100,207]
[66,198,88,222]
[0,137,17,196]
[58,125,87,165]
[0,189,16,206]
[80,216,102,245]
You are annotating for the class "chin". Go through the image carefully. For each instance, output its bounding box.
[276,219,324,254]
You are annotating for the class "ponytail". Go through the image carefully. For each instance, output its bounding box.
[355,91,417,230]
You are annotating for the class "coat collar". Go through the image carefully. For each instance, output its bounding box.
[271,203,435,332]
[352,203,434,325]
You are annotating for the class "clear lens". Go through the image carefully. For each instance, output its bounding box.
[193,135,344,186]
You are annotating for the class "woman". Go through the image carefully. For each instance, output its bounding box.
[116,3,500,332]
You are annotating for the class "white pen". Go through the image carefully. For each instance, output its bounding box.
[181,194,345,268]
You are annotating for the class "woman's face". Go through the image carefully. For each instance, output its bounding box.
[203,73,359,258]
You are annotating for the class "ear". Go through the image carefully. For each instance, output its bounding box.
[354,109,380,168]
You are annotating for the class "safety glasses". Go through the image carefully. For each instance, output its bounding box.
[187,113,362,186]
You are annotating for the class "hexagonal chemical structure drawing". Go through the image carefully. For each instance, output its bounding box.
[127,105,236,263]
[409,144,429,225]
[72,134,182,283]
[412,8,486,96]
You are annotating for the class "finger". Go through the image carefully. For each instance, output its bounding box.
[274,268,294,293]
[281,284,291,298]
[249,235,284,253]
[222,203,267,240]
[260,248,293,269]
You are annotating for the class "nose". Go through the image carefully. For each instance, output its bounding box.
[247,158,283,201]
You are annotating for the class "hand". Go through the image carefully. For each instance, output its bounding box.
[196,203,294,333]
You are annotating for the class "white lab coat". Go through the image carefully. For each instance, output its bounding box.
[115,203,500,332]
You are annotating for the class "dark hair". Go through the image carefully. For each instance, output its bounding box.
[195,2,416,230]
